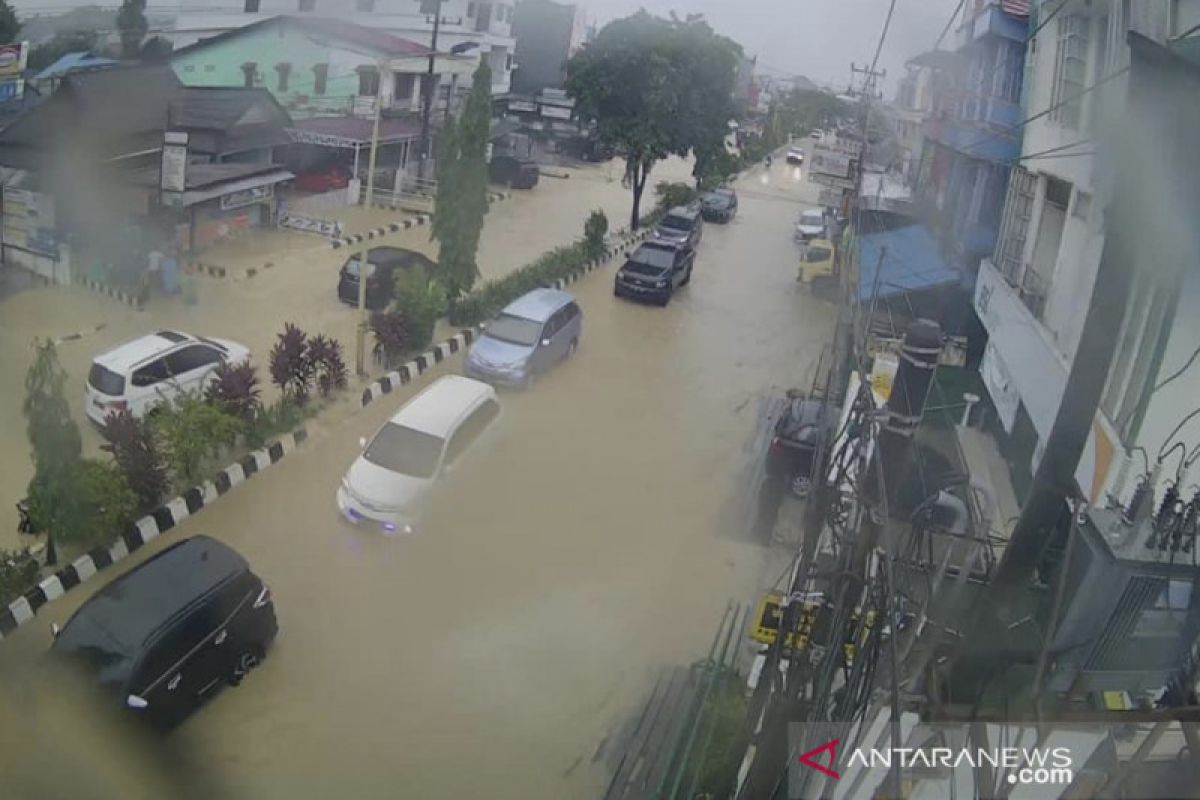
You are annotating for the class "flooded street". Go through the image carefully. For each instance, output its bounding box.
[0,158,834,798]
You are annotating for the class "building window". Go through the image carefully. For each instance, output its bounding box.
[298,0,316,11]
[1102,275,1175,439]
[241,62,257,87]
[205,64,215,72]
[183,64,195,73]
[356,0,375,10]
[275,62,291,92]
[1072,189,1092,221]
[358,67,380,97]
[244,0,260,10]
[313,63,328,95]
[467,1,476,16]
[505,53,513,71]
[1051,15,1089,129]
[393,73,417,102]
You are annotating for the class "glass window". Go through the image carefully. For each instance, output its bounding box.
[88,363,126,395]
[131,358,170,387]
[364,423,444,478]
[1051,15,1090,129]
[275,62,290,92]
[660,214,692,231]
[344,258,378,279]
[138,609,212,691]
[445,399,500,465]
[166,345,222,376]
[806,247,832,263]
[484,313,543,346]
[358,68,380,97]
[243,0,259,11]
[241,62,257,87]
[313,63,329,95]
[629,245,677,270]
[393,73,417,101]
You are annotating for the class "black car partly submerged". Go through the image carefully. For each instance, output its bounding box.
[51,535,278,730]
[337,246,437,310]
[490,155,540,189]
[653,205,704,250]
[700,188,738,222]
[614,240,695,306]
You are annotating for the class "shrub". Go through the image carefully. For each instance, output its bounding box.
[371,309,416,368]
[269,323,315,404]
[309,334,348,398]
[655,181,697,212]
[393,269,447,352]
[152,393,243,486]
[205,360,261,421]
[0,548,39,606]
[27,459,137,550]
[101,409,169,512]
[583,209,609,260]
[448,240,593,327]
[246,398,307,449]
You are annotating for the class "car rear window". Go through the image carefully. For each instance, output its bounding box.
[88,363,126,396]
[629,246,676,270]
[364,423,444,479]
[343,258,378,279]
[661,214,692,231]
[806,247,832,262]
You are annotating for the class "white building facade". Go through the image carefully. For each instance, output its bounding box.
[157,0,516,95]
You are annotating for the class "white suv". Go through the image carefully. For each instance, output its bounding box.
[85,330,250,425]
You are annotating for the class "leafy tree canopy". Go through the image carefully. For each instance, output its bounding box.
[0,0,18,45]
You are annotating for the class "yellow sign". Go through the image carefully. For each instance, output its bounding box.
[0,42,27,78]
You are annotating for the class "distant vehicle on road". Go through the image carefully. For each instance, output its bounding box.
[337,246,437,310]
[654,205,704,250]
[766,393,831,498]
[799,238,836,285]
[700,187,738,222]
[614,240,694,306]
[490,155,540,189]
[794,208,827,243]
[465,288,582,388]
[86,331,250,425]
[338,375,500,532]
[51,535,277,730]
[293,164,351,194]
[786,147,805,164]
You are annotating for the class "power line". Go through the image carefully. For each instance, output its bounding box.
[932,0,967,52]
[1027,0,1071,43]
[868,0,899,79]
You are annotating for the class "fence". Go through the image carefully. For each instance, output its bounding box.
[286,181,359,216]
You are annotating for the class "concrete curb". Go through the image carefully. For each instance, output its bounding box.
[357,224,654,410]
[77,277,143,309]
[331,213,432,250]
[0,427,309,640]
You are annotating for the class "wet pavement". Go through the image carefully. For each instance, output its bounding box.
[0,155,833,798]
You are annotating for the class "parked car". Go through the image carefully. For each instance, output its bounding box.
[51,535,277,730]
[85,331,250,425]
[700,188,738,222]
[798,238,836,285]
[765,393,831,498]
[654,205,704,250]
[794,208,827,243]
[614,240,694,306]
[293,164,351,193]
[465,288,582,388]
[337,375,500,532]
[337,246,437,310]
[490,155,540,189]
[786,147,805,164]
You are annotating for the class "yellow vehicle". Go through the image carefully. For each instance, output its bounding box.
[798,238,836,285]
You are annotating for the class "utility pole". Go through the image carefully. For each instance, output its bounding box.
[418,0,445,180]
[355,59,385,377]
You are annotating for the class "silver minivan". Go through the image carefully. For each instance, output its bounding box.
[464,288,582,387]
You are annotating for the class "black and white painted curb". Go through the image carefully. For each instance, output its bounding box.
[77,277,143,309]
[331,213,432,250]
[359,225,655,408]
[0,427,308,640]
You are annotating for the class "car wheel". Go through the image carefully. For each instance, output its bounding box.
[229,644,265,687]
[681,266,692,286]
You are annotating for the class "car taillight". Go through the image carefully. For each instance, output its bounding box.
[253,585,272,609]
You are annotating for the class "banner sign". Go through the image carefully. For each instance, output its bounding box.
[220,183,273,210]
[0,42,27,78]
[160,131,189,194]
[810,172,856,191]
[810,147,852,177]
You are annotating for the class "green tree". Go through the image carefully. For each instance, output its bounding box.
[23,340,83,564]
[582,209,608,260]
[152,393,242,486]
[568,12,741,229]
[116,0,146,60]
[0,0,18,45]
[431,61,491,299]
[139,34,172,63]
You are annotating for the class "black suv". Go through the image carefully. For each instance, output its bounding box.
[337,246,437,310]
[653,205,704,249]
[52,535,278,729]
[614,240,695,306]
[490,155,540,189]
[700,188,738,222]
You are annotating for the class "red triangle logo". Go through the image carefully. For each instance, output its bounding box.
[798,738,840,779]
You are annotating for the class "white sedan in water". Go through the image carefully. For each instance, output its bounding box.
[337,375,500,533]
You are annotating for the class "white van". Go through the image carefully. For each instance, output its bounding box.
[337,375,500,533]
[85,330,250,425]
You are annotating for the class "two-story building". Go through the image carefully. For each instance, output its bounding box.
[159,0,516,96]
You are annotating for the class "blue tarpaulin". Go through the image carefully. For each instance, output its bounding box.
[34,52,117,84]
[857,224,962,302]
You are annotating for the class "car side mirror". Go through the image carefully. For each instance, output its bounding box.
[358,436,368,448]
[541,338,551,347]
[126,694,149,709]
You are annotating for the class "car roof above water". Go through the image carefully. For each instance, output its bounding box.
[389,375,496,437]
[92,330,196,373]
[501,287,574,323]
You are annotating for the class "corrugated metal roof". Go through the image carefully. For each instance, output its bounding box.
[857,224,962,301]
[173,14,433,59]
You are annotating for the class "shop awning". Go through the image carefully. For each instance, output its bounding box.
[180,168,294,207]
[288,116,420,148]
[857,224,962,302]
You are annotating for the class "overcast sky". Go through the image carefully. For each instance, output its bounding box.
[581,0,962,93]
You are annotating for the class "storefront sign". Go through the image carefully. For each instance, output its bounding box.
[509,99,537,113]
[160,131,189,194]
[817,188,845,207]
[2,187,58,257]
[809,172,856,191]
[810,146,852,177]
[220,183,273,210]
[0,42,27,78]
[829,136,863,157]
[539,104,573,120]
